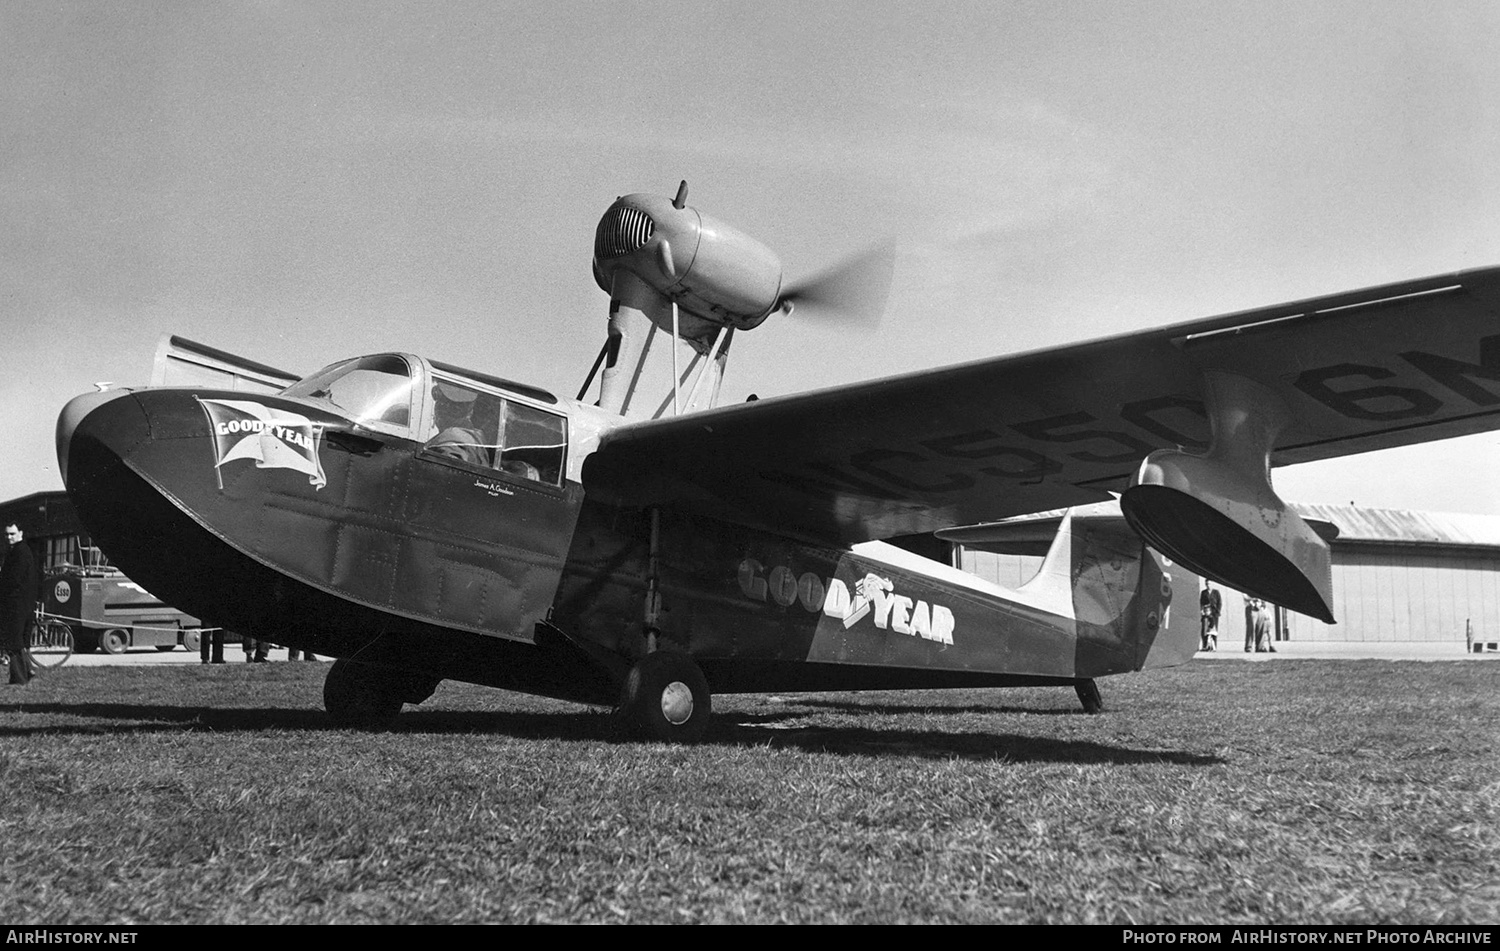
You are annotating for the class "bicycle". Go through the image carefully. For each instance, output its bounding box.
[26,605,74,671]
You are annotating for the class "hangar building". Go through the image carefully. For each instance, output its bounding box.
[0,490,94,574]
[956,504,1500,650]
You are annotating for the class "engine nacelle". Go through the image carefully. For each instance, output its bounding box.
[592,190,786,330]
[1119,370,1336,623]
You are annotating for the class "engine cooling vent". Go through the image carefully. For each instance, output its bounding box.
[594,204,655,260]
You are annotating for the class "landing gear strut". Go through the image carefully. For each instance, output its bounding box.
[1074,678,1104,715]
[323,658,441,728]
[616,651,711,742]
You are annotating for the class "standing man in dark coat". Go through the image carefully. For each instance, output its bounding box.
[1199,580,1222,651]
[1,522,39,685]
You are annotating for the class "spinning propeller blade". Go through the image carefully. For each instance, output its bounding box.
[777,244,896,326]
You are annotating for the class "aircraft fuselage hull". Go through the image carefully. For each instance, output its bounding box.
[59,385,1191,707]
[550,503,1182,691]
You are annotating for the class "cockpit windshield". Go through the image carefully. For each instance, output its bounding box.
[283,355,416,431]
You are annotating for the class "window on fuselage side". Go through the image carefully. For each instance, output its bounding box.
[496,401,566,487]
[419,378,566,486]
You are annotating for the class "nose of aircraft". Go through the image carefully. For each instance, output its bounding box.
[56,388,141,489]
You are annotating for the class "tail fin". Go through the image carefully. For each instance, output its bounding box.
[1058,512,1198,675]
[946,502,1202,675]
[1139,548,1204,670]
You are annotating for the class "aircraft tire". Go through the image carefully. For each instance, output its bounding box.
[1074,678,1104,715]
[618,651,711,743]
[323,658,405,728]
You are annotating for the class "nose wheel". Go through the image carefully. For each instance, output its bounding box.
[616,651,711,742]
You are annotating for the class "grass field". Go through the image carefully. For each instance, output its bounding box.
[0,658,1495,925]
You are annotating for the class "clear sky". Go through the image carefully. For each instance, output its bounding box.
[4,1,1499,514]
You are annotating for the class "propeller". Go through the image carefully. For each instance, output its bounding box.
[777,243,896,326]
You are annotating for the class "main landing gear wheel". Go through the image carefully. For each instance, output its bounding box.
[617,652,711,743]
[1074,678,1104,715]
[323,659,440,729]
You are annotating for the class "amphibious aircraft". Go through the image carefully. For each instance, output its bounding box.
[55,182,1500,740]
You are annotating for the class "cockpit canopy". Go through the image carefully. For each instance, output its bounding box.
[283,354,414,428]
[282,354,567,486]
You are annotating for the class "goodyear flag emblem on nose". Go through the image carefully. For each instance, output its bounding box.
[197,398,327,490]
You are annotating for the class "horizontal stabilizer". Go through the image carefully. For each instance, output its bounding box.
[937,502,1127,556]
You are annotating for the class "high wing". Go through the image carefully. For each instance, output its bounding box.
[582,266,1500,546]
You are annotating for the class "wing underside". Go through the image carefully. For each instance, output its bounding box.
[582,267,1500,545]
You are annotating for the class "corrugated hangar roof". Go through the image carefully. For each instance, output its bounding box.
[942,500,1500,554]
[1291,503,1500,551]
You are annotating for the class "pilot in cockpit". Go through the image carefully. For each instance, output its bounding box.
[426,384,490,467]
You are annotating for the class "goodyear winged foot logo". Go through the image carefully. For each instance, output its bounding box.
[197,398,327,490]
[738,560,955,644]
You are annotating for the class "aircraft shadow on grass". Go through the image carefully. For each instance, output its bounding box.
[708,707,1222,764]
[0,699,1222,765]
[759,696,1090,717]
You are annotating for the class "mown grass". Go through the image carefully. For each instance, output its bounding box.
[0,658,1495,924]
